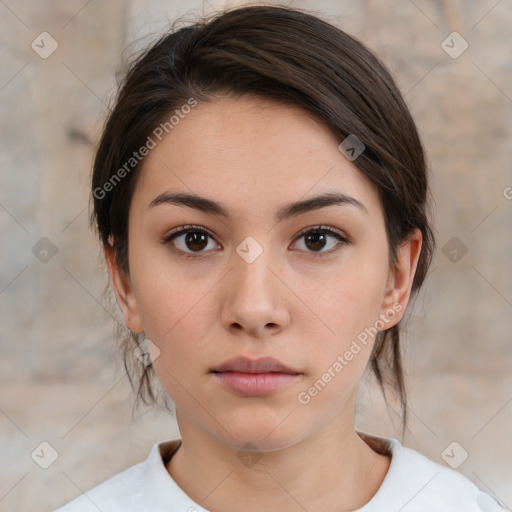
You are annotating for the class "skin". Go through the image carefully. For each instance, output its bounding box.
[105,95,422,512]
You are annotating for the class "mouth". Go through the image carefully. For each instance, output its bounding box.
[210,356,301,375]
[210,357,302,396]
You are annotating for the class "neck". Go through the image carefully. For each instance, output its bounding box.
[166,409,390,512]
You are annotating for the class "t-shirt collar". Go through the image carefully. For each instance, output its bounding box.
[140,438,210,512]
[139,433,398,512]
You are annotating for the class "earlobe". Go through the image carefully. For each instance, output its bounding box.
[103,244,144,333]
[380,229,423,329]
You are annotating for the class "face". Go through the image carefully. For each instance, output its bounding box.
[107,95,421,452]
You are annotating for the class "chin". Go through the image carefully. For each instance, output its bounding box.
[207,409,307,453]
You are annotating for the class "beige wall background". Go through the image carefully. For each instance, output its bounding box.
[0,1,511,511]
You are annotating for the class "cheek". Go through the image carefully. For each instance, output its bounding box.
[292,271,387,415]
[129,250,219,376]
[303,258,389,345]
[294,249,390,401]
[133,270,212,343]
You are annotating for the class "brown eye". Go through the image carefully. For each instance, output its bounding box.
[184,231,209,252]
[293,226,349,256]
[304,232,328,252]
[164,225,220,256]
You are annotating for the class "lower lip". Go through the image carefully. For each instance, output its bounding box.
[212,371,300,396]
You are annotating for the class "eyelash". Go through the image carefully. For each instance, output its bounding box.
[162,224,350,259]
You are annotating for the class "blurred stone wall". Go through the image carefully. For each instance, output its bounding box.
[0,1,510,511]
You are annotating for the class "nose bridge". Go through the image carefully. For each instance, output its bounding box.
[221,237,288,335]
[232,239,276,300]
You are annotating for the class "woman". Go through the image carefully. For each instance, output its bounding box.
[55,4,506,511]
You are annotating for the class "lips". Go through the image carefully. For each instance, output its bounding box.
[211,356,300,375]
[210,357,302,397]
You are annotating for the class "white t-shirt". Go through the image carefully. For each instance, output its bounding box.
[54,434,507,511]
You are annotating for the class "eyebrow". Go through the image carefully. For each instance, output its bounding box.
[148,190,367,221]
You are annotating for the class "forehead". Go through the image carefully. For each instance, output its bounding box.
[132,95,379,217]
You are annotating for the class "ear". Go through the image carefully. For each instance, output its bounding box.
[103,244,143,333]
[379,228,423,329]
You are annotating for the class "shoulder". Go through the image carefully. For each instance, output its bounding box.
[392,441,505,511]
[359,433,508,512]
[53,461,144,512]
[53,439,183,512]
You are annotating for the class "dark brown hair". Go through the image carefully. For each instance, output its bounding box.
[91,4,435,428]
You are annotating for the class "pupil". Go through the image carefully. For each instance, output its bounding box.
[306,233,326,251]
[186,232,208,251]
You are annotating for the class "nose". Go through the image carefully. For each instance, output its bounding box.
[220,248,291,338]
